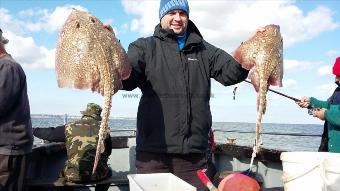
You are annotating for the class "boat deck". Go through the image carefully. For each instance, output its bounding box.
[28,136,285,191]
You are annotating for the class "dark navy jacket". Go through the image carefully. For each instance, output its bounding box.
[122,21,248,153]
[0,55,33,155]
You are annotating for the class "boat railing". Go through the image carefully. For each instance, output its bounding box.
[213,129,321,137]
[59,114,137,136]
[110,129,137,136]
[212,129,322,149]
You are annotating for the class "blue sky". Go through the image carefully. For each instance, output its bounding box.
[1,0,339,124]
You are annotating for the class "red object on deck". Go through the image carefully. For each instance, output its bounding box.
[218,173,260,191]
[196,169,218,191]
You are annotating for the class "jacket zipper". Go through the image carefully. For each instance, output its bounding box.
[180,50,191,153]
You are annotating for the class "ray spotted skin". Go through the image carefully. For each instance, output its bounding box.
[55,9,131,175]
[233,25,283,154]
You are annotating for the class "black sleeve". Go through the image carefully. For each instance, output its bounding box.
[104,135,112,156]
[121,38,147,91]
[0,62,22,116]
[33,125,66,142]
[206,41,249,86]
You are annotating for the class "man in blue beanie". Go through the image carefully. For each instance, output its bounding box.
[120,0,249,190]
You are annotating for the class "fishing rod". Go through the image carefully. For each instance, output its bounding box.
[244,80,318,115]
[244,80,299,102]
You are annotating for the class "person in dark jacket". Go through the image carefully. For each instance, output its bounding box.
[119,0,249,190]
[297,57,340,153]
[33,103,112,191]
[0,28,33,191]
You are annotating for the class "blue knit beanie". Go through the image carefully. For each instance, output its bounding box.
[159,0,190,20]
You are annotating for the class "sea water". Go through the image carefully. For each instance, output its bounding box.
[32,116,323,152]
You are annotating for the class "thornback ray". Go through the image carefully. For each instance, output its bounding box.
[55,9,131,175]
[233,24,283,158]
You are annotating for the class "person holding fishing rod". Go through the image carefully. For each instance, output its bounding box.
[297,57,340,152]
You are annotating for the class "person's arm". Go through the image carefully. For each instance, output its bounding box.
[33,125,66,142]
[205,42,249,86]
[325,104,340,127]
[310,97,329,109]
[103,134,112,156]
[0,62,22,116]
[121,39,147,91]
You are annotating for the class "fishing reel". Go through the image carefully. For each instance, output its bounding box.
[307,107,320,115]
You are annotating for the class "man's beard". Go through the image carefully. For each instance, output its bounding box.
[336,81,340,86]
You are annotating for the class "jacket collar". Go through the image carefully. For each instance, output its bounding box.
[153,20,203,51]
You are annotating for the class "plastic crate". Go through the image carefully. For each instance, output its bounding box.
[127,173,196,191]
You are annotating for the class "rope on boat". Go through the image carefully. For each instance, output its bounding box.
[249,139,257,172]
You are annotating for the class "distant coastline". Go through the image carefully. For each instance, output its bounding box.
[30,114,322,125]
[31,114,136,120]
